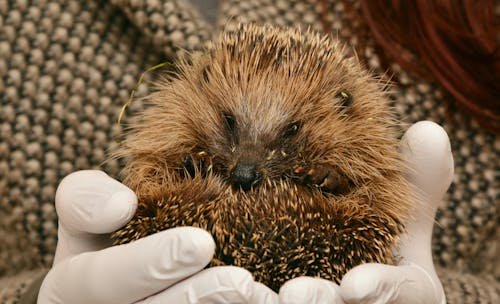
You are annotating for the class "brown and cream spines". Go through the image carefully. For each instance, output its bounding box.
[112,23,413,292]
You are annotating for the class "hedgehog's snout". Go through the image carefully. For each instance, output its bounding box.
[230,162,262,191]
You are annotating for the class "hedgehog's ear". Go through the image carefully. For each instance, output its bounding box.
[335,91,353,109]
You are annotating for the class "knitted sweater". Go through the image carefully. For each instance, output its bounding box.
[0,0,498,303]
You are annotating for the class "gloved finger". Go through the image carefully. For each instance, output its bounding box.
[56,170,137,234]
[136,266,278,304]
[279,277,345,304]
[397,121,449,302]
[399,121,454,201]
[340,263,441,304]
[39,227,215,304]
[53,170,137,263]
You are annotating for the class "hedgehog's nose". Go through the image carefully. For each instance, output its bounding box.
[230,162,262,191]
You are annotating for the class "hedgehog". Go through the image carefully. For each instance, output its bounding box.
[112,23,413,292]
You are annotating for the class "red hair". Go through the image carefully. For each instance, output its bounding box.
[326,0,500,132]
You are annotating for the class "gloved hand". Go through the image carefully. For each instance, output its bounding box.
[279,121,453,304]
[38,170,278,304]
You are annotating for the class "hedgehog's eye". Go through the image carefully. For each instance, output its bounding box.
[283,122,300,138]
[202,67,210,82]
[223,113,236,133]
[335,91,353,108]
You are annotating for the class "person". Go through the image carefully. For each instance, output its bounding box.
[1,0,498,303]
[38,168,278,303]
[35,121,453,304]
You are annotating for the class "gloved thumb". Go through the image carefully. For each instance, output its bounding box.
[399,121,454,202]
[55,170,137,235]
[54,170,137,263]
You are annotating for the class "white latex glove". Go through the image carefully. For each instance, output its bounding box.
[38,170,278,304]
[279,121,453,304]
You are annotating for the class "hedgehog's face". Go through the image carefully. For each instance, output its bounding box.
[179,84,357,194]
[121,26,401,200]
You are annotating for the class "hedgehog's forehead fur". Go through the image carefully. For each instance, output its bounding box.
[144,24,393,148]
[118,24,408,221]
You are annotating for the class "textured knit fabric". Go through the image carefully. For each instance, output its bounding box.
[0,0,498,303]
[0,0,212,302]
